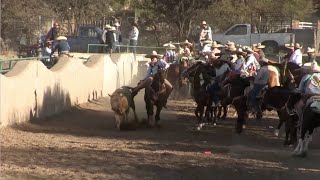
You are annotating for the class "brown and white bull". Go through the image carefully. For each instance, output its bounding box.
[109,86,139,130]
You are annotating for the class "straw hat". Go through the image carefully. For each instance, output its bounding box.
[285,43,294,49]
[228,46,237,52]
[145,51,163,59]
[202,21,207,25]
[226,41,235,47]
[163,43,176,50]
[105,24,111,29]
[211,41,222,48]
[301,61,320,73]
[294,43,302,49]
[254,43,265,49]
[109,26,116,31]
[307,47,315,53]
[56,36,67,41]
[180,40,192,46]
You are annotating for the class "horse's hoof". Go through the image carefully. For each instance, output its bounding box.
[274,129,280,137]
[242,125,246,129]
[196,126,201,131]
[213,123,217,126]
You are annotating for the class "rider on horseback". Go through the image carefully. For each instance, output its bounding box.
[132,51,173,108]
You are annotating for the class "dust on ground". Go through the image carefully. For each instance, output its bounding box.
[1,92,320,180]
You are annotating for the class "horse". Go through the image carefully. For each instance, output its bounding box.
[167,59,190,99]
[292,96,320,157]
[180,61,215,129]
[144,68,168,127]
[223,72,252,133]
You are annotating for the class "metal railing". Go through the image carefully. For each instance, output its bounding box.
[0,56,50,74]
[87,44,165,54]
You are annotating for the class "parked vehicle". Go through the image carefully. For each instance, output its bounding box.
[213,24,294,54]
[42,25,103,53]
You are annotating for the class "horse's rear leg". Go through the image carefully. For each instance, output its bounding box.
[275,110,285,137]
[221,104,228,120]
[196,105,205,130]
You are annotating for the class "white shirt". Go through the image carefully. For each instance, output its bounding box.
[234,57,245,71]
[129,27,139,40]
[289,49,302,66]
[202,44,211,53]
[245,54,258,71]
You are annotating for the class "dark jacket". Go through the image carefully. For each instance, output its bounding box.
[105,31,115,47]
[46,28,60,41]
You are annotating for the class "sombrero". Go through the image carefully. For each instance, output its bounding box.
[212,41,222,48]
[180,40,192,46]
[145,51,163,59]
[109,26,116,31]
[56,36,67,41]
[254,43,265,49]
[301,61,320,73]
[306,47,315,53]
[163,43,176,50]
[105,24,111,29]
[294,43,302,49]
[285,43,294,49]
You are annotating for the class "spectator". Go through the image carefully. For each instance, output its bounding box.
[105,26,116,54]
[129,22,139,54]
[199,21,212,47]
[114,22,122,52]
[101,24,111,53]
[46,22,60,43]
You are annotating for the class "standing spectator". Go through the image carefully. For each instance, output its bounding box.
[101,24,111,53]
[129,22,139,53]
[199,21,212,47]
[288,43,303,66]
[306,47,316,63]
[105,26,116,54]
[45,22,60,44]
[114,22,122,52]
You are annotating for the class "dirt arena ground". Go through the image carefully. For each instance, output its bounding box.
[1,92,320,180]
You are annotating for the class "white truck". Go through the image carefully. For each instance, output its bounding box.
[213,24,294,54]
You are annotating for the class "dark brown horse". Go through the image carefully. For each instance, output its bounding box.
[144,68,167,127]
[167,59,190,99]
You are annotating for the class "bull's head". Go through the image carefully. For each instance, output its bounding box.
[109,93,128,114]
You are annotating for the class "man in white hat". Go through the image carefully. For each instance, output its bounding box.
[244,46,260,76]
[248,57,270,113]
[306,47,316,63]
[105,26,117,54]
[233,47,247,74]
[298,61,320,95]
[288,43,303,66]
[113,22,122,52]
[179,40,192,59]
[129,22,139,53]
[253,43,266,60]
[132,51,173,108]
[101,24,111,52]
[201,39,213,55]
[199,21,212,48]
[163,42,177,63]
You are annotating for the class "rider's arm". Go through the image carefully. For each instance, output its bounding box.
[160,59,170,69]
[143,65,152,80]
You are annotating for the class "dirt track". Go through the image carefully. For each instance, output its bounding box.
[1,92,320,180]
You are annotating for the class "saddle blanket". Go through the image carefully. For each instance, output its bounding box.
[306,96,320,114]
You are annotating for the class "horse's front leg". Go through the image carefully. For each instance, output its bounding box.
[155,103,163,127]
[196,105,205,130]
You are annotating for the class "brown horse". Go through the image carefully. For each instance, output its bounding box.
[144,68,167,127]
[167,59,190,99]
